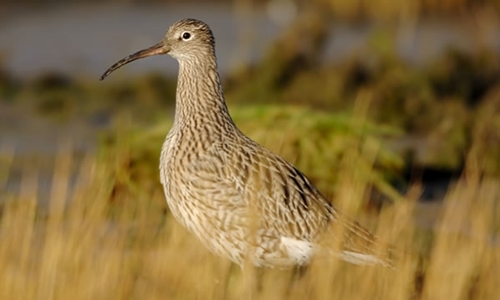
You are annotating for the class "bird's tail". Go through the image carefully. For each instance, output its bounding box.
[322,213,398,268]
[338,250,395,269]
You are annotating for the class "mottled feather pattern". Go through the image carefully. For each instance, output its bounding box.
[104,18,394,268]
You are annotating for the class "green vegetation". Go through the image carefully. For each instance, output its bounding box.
[2,44,500,174]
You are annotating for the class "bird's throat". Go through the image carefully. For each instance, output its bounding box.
[173,60,235,133]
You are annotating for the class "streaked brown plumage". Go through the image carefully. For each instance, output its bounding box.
[100,19,393,268]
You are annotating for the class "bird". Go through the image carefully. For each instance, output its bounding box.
[100,18,393,268]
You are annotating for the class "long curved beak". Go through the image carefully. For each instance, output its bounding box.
[100,42,168,80]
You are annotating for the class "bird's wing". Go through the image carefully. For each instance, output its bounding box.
[205,138,393,266]
[213,137,334,240]
[229,138,393,261]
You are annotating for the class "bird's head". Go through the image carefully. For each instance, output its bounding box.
[100,18,215,80]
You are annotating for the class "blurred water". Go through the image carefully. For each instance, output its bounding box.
[0,3,279,78]
[1,3,499,78]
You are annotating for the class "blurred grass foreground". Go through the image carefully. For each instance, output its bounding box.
[1,0,500,299]
[0,125,499,299]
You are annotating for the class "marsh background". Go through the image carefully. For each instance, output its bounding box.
[0,0,499,299]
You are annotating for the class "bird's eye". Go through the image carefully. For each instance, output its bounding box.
[181,32,191,40]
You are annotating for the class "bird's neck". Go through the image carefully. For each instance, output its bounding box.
[173,58,235,134]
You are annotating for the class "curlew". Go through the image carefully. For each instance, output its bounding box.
[100,18,393,268]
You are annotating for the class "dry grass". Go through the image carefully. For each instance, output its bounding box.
[0,128,498,300]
